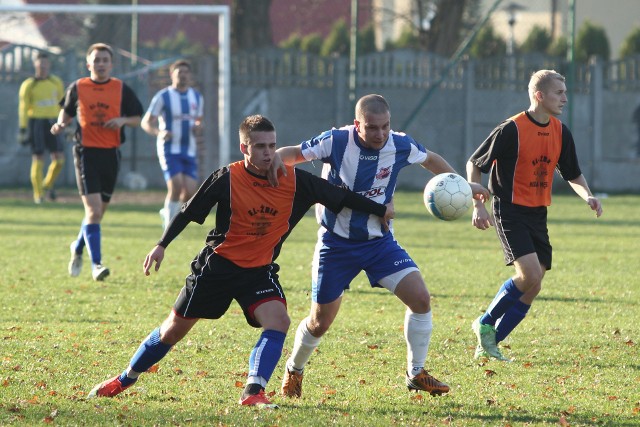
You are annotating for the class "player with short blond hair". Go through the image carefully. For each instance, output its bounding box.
[467,69,603,361]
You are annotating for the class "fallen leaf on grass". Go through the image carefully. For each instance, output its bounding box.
[323,389,337,395]
[558,415,570,426]
[235,381,243,388]
[625,340,634,346]
[484,369,496,377]
[410,394,423,401]
[146,364,159,373]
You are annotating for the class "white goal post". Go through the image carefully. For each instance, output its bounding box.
[0,3,231,167]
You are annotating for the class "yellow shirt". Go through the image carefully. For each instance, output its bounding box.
[18,75,64,128]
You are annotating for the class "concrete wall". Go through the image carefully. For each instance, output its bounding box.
[2,53,640,193]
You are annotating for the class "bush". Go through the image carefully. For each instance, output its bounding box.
[575,20,610,62]
[620,27,640,59]
[468,23,506,58]
[521,25,552,54]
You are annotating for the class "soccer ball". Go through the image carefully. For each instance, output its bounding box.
[423,173,472,221]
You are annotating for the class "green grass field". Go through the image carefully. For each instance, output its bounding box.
[1,189,638,426]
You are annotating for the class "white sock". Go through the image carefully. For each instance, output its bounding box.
[287,317,322,372]
[404,310,432,377]
[247,375,267,388]
[163,200,181,230]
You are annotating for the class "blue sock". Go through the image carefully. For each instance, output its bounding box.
[248,330,286,385]
[495,300,531,343]
[480,278,523,326]
[72,221,86,254]
[83,223,101,265]
[120,327,172,386]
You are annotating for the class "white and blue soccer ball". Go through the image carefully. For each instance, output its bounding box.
[423,173,472,221]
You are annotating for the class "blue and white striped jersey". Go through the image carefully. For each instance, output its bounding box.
[300,125,428,240]
[147,86,203,158]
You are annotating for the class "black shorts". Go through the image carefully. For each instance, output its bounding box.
[73,145,120,203]
[173,246,287,327]
[27,118,64,155]
[492,196,552,270]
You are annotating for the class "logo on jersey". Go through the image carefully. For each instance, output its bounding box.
[248,205,279,216]
[359,154,378,160]
[358,186,386,198]
[376,166,392,180]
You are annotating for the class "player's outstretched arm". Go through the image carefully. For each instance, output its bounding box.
[568,175,603,217]
[143,245,165,276]
[267,146,305,187]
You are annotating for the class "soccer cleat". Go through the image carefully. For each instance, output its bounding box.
[68,243,83,277]
[239,389,278,409]
[87,375,134,398]
[405,369,450,396]
[47,188,57,201]
[92,264,110,281]
[474,344,489,360]
[281,368,304,398]
[472,316,510,361]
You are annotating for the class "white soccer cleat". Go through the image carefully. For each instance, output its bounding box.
[92,264,110,281]
[68,243,83,277]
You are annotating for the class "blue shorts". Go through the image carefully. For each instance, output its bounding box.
[312,232,418,304]
[160,153,198,181]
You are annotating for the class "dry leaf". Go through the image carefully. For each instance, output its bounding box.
[484,369,496,377]
[146,365,159,373]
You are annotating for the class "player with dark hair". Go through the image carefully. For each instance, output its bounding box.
[141,59,204,229]
[51,43,143,281]
[467,69,603,361]
[87,114,393,408]
[18,52,65,203]
[271,94,489,398]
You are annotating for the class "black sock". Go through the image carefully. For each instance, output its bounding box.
[243,383,264,397]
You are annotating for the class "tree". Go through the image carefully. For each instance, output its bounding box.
[620,27,640,59]
[575,20,610,62]
[468,23,506,58]
[232,0,273,50]
[279,33,302,50]
[386,25,421,50]
[358,24,377,55]
[547,35,567,58]
[320,19,350,57]
[88,0,132,51]
[379,0,479,55]
[426,0,472,56]
[520,25,552,54]
[301,33,323,55]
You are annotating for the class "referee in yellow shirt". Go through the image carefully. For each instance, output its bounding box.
[18,52,65,203]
